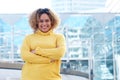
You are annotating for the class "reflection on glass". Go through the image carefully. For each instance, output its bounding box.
[1,14,120,80]
[61,60,88,73]
[93,60,114,80]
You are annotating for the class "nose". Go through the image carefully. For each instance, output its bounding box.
[43,21,47,25]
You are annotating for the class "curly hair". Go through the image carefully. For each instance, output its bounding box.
[29,8,60,32]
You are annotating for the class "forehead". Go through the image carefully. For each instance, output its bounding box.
[39,13,50,19]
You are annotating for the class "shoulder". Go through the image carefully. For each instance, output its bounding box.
[23,33,34,40]
[53,33,64,37]
[53,33,65,39]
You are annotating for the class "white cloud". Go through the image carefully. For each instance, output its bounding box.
[0,0,51,14]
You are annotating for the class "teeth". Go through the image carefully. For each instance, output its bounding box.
[42,26,47,28]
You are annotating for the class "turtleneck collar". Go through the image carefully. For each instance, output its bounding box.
[35,29,53,36]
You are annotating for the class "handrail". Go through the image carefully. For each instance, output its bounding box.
[0,61,89,78]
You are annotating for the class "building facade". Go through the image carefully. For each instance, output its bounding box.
[51,0,106,13]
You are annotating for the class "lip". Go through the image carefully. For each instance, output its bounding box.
[41,25,47,27]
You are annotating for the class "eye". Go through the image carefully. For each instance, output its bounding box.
[45,19,50,22]
[39,20,44,23]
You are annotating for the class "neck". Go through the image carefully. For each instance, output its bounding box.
[35,29,53,36]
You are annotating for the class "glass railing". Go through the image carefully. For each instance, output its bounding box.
[0,13,120,80]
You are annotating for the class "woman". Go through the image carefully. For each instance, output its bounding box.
[20,8,66,80]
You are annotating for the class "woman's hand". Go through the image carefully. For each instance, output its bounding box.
[30,50,35,54]
[31,49,56,63]
[50,59,56,63]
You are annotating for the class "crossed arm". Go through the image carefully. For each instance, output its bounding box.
[34,34,66,60]
[20,36,51,64]
[20,34,66,64]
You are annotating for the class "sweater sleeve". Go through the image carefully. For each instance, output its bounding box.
[35,34,66,60]
[20,36,51,64]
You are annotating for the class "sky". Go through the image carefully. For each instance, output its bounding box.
[0,0,51,14]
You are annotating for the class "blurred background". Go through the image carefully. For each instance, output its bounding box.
[0,0,120,80]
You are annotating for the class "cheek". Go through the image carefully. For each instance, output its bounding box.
[49,21,52,25]
[50,23,52,26]
[38,24,42,28]
[51,21,54,26]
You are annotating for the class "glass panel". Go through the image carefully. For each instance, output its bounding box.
[93,33,104,44]
[115,54,120,80]
[93,44,105,59]
[104,26,112,43]
[93,60,114,80]
[0,33,11,60]
[1,13,120,80]
[61,60,88,73]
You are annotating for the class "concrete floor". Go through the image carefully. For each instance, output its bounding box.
[0,69,88,80]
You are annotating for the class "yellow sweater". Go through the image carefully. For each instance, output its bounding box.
[20,30,66,80]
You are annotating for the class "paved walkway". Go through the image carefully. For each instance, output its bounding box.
[0,69,88,80]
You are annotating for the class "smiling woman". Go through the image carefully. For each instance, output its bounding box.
[20,8,66,80]
[36,8,52,33]
[0,0,51,14]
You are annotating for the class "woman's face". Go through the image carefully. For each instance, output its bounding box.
[38,13,52,33]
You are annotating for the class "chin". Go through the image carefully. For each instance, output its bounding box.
[42,30,49,33]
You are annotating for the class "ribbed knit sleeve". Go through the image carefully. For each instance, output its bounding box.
[20,36,51,64]
[35,34,66,60]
